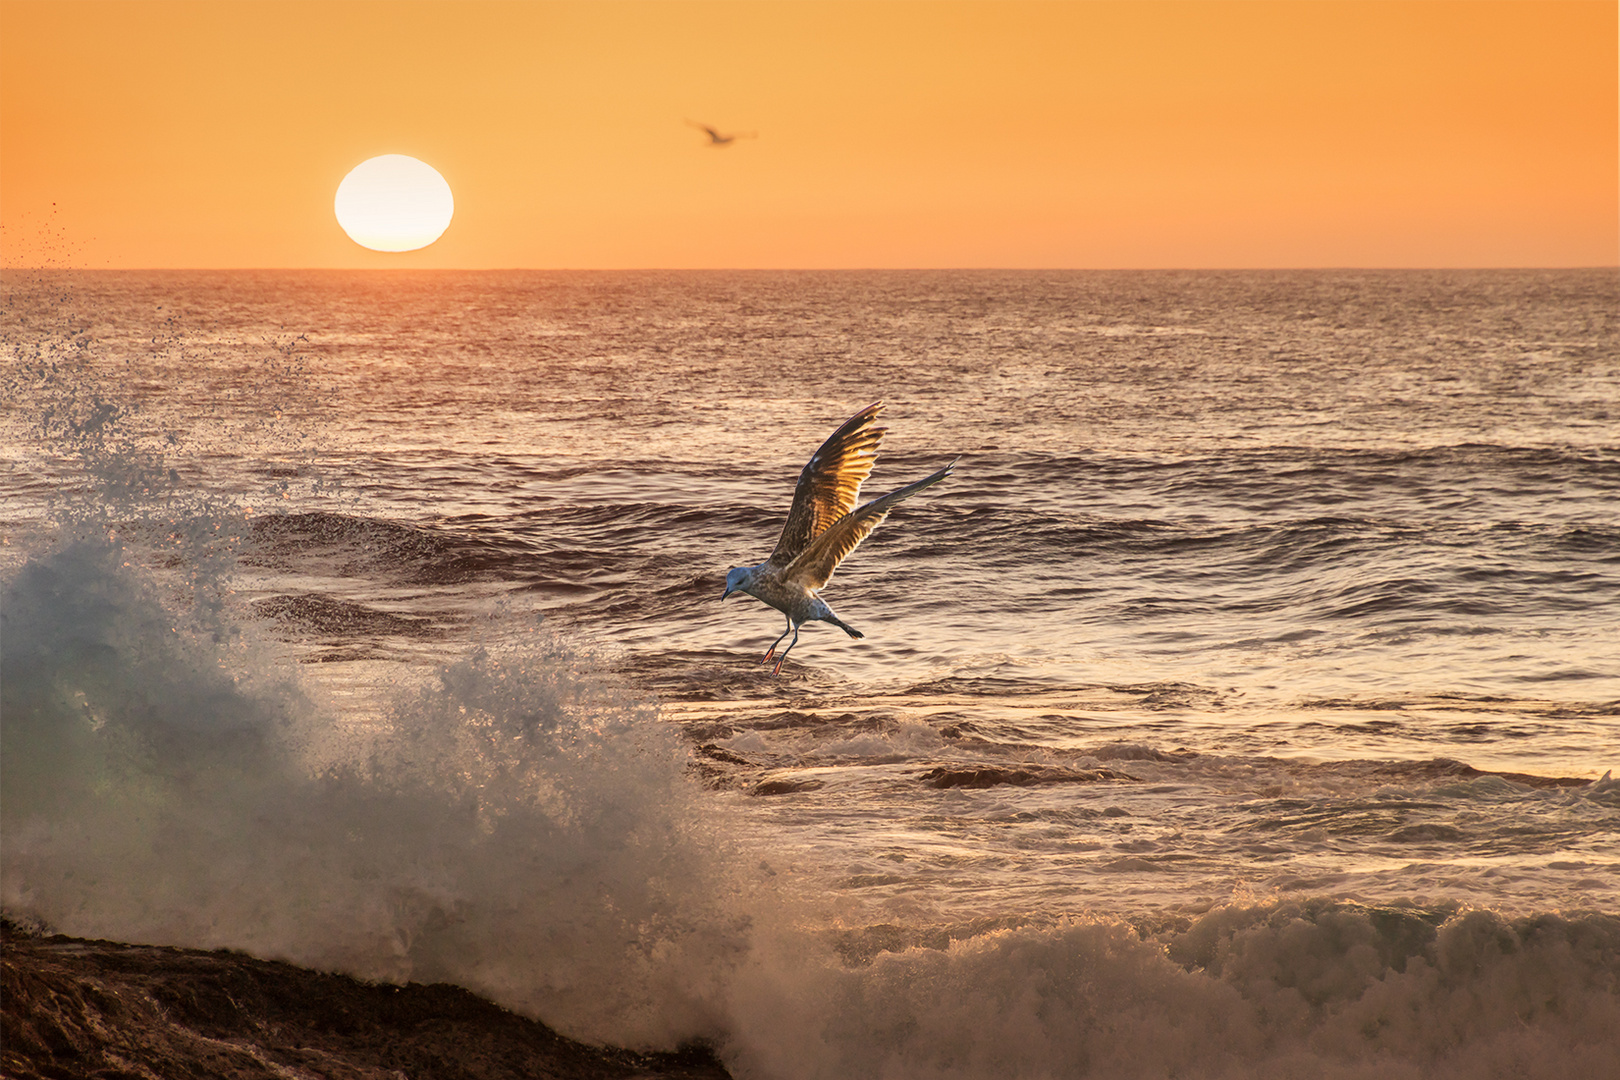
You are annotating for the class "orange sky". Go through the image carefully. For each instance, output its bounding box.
[2,0,1615,269]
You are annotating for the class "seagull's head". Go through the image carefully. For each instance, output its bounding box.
[721,566,752,601]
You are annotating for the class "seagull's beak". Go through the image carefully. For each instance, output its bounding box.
[720,584,732,601]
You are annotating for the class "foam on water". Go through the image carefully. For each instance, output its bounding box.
[0,535,755,1046]
[728,906,1620,1080]
[3,269,1618,1077]
[5,537,1618,1078]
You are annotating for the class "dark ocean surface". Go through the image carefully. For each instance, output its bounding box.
[3,269,1617,1078]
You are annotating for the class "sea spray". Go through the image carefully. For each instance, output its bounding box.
[4,268,1617,1079]
[720,906,1620,1080]
[2,268,333,565]
[2,267,757,1048]
[0,534,761,1048]
[3,465,1616,1080]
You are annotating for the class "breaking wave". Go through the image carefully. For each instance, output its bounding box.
[3,268,1616,1077]
[0,535,751,1047]
[4,537,1617,1078]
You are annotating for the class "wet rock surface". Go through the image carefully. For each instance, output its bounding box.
[917,764,1134,789]
[1,920,731,1080]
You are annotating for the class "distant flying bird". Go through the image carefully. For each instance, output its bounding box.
[721,402,955,674]
[686,119,756,146]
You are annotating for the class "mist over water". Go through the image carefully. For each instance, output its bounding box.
[2,269,1617,1077]
[0,536,758,1047]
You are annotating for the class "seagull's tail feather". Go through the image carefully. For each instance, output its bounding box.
[825,614,864,639]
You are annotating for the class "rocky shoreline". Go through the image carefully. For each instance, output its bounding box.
[1,919,732,1080]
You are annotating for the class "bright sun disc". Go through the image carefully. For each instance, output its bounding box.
[334,155,454,252]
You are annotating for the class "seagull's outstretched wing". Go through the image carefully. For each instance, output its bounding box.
[685,119,735,144]
[784,461,955,591]
[766,402,886,569]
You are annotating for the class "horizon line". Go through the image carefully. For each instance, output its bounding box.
[4,264,1617,274]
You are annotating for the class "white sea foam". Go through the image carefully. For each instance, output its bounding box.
[4,270,1617,1077]
[4,538,1618,1078]
[727,905,1620,1080]
[0,535,754,1047]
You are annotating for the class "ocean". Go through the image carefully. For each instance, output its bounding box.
[2,268,1617,1078]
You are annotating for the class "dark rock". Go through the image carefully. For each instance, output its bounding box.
[918,765,1134,789]
[749,778,826,797]
[1,919,731,1080]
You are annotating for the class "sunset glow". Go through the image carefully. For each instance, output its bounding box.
[1,0,1614,268]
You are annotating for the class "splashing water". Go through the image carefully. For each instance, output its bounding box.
[0,535,764,1046]
[3,269,1617,1078]
[6,545,1616,1078]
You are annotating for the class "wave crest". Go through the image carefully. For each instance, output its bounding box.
[0,537,748,1048]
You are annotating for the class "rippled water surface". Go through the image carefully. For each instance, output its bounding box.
[3,269,1617,1078]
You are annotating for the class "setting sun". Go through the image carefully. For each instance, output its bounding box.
[333,154,454,253]
[2,2,1617,1076]
[2,0,1611,269]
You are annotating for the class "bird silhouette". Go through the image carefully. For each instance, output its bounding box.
[686,119,757,146]
[721,402,955,674]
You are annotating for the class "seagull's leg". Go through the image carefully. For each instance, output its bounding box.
[772,626,800,675]
[762,615,793,664]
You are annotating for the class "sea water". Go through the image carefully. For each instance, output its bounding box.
[2,269,1617,1078]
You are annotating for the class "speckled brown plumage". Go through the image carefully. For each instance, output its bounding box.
[722,402,955,673]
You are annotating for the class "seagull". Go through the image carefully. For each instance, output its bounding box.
[686,119,756,146]
[721,402,955,674]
